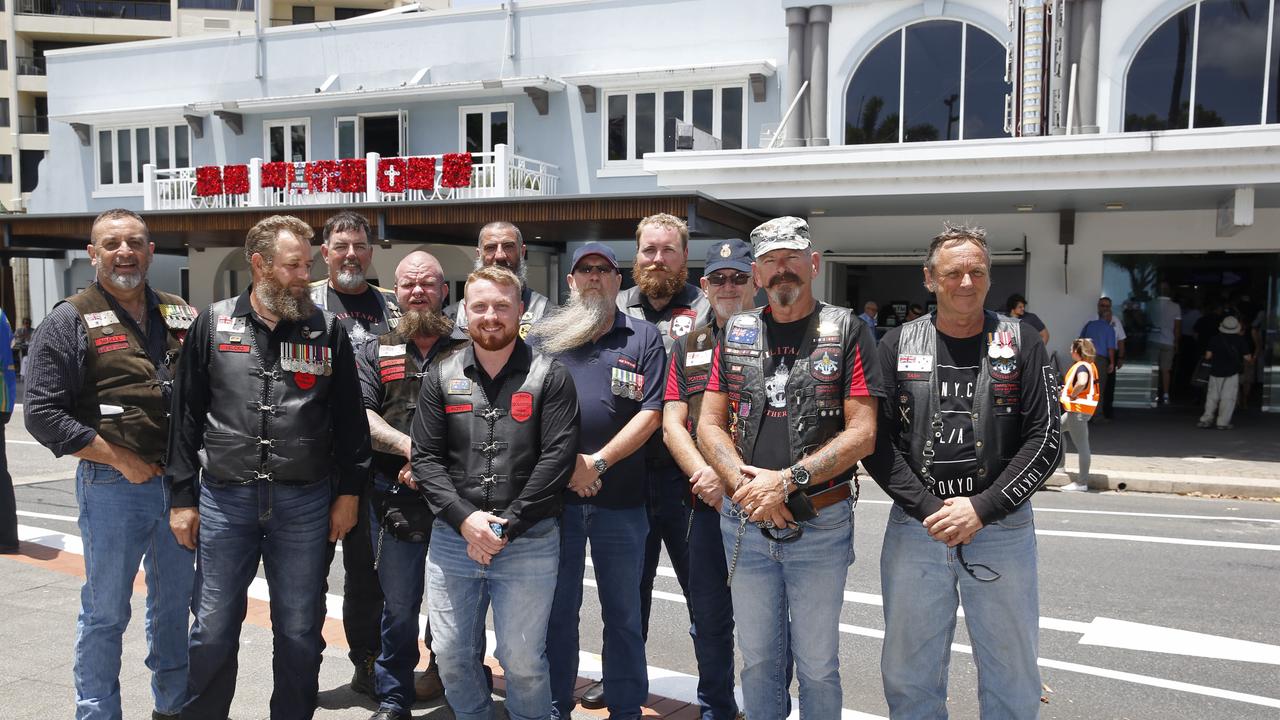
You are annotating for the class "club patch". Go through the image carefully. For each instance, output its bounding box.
[216,315,247,334]
[445,404,473,414]
[686,349,712,367]
[614,355,637,370]
[294,372,316,390]
[96,341,129,355]
[84,310,119,329]
[898,354,933,373]
[810,348,841,382]
[669,308,696,339]
[447,378,472,395]
[379,344,407,357]
[218,343,251,353]
[511,392,533,423]
[94,334,128,347]
[727,323,758,346]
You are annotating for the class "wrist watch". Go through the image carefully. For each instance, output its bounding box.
[591,453,609,476]
[788,464,811,489]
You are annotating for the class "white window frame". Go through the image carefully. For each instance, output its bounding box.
[458,103,515,154]
[263,117,311,163]
[335,116,360,159]
[92,122,192,197]
[599,82,749,172]
[335,111,409,158]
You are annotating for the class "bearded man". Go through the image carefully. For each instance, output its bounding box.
[168,214,373,720]
[531,243,666,720]
[444,221,552,339]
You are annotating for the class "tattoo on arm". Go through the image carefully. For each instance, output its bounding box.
[367,411,410,457]
[809,446,839,476]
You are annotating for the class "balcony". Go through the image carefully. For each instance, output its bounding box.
[144,145,560,211]
[18,115,49,134]
[15,56,46,76]
[18,0,171,20]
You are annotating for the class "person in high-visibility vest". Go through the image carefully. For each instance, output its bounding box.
[1059,338,1100,492]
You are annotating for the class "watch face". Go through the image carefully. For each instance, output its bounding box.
[792,466,810,485]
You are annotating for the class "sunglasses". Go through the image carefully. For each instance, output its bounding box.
[706,272,752,286]
[574,264,615,275]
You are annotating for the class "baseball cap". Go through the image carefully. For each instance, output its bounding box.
[750,216,812,258]
[704,238,753,275]
[570,242,619,271]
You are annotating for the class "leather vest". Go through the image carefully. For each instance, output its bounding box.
[893,311,1023,490]
[199,297,339,484]
[676,323,719,438]
[65,285,194,464]
[446,285,550,340]
[372,329,427,479]
[309,281,402,339]
[720,303,858,480]
[436,347,555,513]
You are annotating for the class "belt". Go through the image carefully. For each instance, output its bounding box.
[808,481,852,511]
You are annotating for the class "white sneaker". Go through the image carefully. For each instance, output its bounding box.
[1059,481,1089,493]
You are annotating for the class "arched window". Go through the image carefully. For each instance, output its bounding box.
[1125,0,1279,131]
[844,20,1010,144]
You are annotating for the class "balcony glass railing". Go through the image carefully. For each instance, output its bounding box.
[176,0,254,10]
[18,0,171,21]
[18,115,49,134]
[16,56,46,76]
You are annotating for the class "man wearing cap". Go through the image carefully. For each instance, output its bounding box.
[529,242,665,720]
[444,221,553,340]
[697,217,882,720]
[661,238,756,720]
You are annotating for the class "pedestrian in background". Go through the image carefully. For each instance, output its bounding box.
[1079,310,1116,424]
[0,309,17,554]
[1059,339,1100,493]
[1198,315,1252,430]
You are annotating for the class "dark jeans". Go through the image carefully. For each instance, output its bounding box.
[687,504,738,720]
[320,481,385,668]
[183,480,330,720]
[1102,369,1117,418]
[640,467,691,637]
[368,477,430,713]
[0,418,16,547]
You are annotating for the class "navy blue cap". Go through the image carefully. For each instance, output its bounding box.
[704,239,753,275]
[571,242,619,271]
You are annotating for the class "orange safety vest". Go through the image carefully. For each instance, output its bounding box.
[1059,360,1100,415]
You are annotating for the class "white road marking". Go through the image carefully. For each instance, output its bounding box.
[8,439,42,445]
[860,498,1280,524]
[1035,529,1280,551]
[16,510,79,522]
[1078,618,1280,665]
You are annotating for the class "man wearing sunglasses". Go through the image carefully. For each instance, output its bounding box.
[661,238,756,720]
[697,217,882,720]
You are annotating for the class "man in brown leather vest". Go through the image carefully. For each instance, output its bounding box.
[24,208,196,720]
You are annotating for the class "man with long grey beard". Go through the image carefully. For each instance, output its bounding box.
[532,243,665,720]
[168,214,372,720]
[309,210,401,693]
[444,221,552,339]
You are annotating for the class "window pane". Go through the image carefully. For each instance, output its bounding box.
[337,119,356,158]
[636,93,656,157]
[136,128,150,182]
[721,86,743,149]
[117,129,132,185]
[1125,6,1195,131]
[290,124,307,162]
[492,110,509,148]
[0,98,8,128]
[903,21,963,142]
[0,155,10,184]
[845,29,902,144]
[692,88,713,135]
[99,130,112,184]
[465,113,484,153]
[175,125,190,167]
[1194,0,1269,127]
[663,91,685,151]
[607,94,629,161]
[269,124,285,162]
[156,126,170,169]
[963,25,1011,139]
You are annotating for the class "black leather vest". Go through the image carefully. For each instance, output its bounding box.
[372,330,426,479]
[720,303,858,480]
[65,285,194,464]
[893,311,1023,491]
[199,297,339,484]
[436,347,554,513]
[309,281,402,340]
[676,323,719,438]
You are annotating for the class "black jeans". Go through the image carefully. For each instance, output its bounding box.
[0,417,16,547]
[321,483,385,667]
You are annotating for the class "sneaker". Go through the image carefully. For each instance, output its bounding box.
[1059,481,1088,493]
[414,664,444,702]
[1196,421,1212,429]
[351,655,376,698]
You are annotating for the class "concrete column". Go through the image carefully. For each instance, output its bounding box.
[783,6,809,147]
[248,158,263,207]
[365,152,380,203]
[494,143,511,198]
[807,5,832,146]
[1077,0,1101,133]
[1049,0,1071,135]
[142,164,156,211]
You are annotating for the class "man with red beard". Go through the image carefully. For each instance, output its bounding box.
[168,215,372,720]
[414,265,579,720]
[355,251,459,720]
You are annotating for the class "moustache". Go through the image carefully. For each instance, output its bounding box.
[768,272,802,288]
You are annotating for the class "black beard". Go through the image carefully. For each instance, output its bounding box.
[397,307,453,339]
[633,262,688,300]
[255,275,315,322]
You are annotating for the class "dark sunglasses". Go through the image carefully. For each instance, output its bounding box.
[706,272,752,287]
[574,264,615,276]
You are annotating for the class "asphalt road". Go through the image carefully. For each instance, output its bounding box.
[8,408,1280,720]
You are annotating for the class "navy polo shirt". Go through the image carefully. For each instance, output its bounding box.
[549,310,666,508]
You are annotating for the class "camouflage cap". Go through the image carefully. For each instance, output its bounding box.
[750,216,812,258]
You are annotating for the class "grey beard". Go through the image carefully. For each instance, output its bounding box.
[107,271,144,290]
[335,267,366,292]
[256,276,315,322]
[473,256,528,284]
[527,288,614,354]
[397,307,453,339]
[767,284,801,308]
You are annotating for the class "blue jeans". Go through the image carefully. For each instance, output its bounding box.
[428,516,560,720]
[719,497,853,720]
[368,477,430,714]
[880,502,1041,720]
[687,505,738,720]
[183,479,331,720]
[74,461,194,720]
[547,503,649,720]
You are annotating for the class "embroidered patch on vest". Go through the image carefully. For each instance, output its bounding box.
[511,392,533,422]
[810,348,841,382]
[218,343,251,353]
[445,404,473,414]
[447,378,472,395]
[381,369,406,383]
[96,341,130,355]
[686,349,712,367]
[614,354,637,370]
[380,357,406,369]
[898,354,932,373]
[216,315,247,334]
[294,372,316,390]
[379,344,407,357]
[727,323,758,345]
[669,309,696,339]
[84,310,119,329]
[95,334,128,347]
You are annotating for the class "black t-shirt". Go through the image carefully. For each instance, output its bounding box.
[1207,333,1250,377]
[930,332,982,498]
[327,287,387,346]
[751,310,812,470]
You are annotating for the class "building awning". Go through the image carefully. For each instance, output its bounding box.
[185,76,566,115]
[561,60,776,90]
[50,104,192,126]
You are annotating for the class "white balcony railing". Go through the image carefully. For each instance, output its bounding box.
[144,144,559,211]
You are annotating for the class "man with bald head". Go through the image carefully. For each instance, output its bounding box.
[444,221,552,339]
[355,250,459,719]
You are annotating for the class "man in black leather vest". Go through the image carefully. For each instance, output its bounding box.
[356,251,456,720]
[443,221,552,339]
[168,215,372,720]
[414,265,579,720]
[24,209,195,720]
[661,238,755,720]
[697,216,882,720]
[864,223,1060,718]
